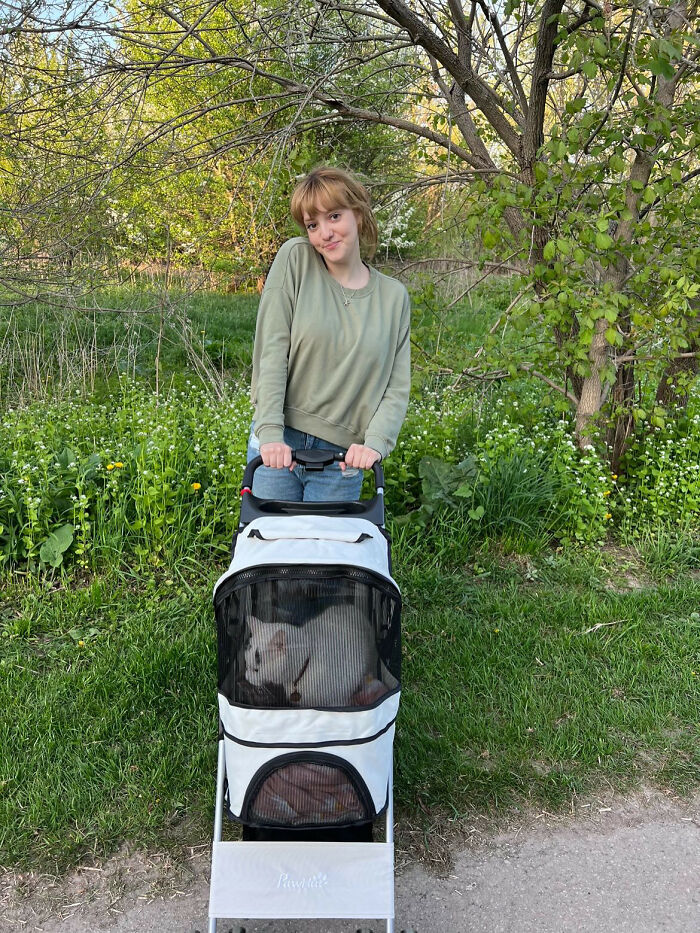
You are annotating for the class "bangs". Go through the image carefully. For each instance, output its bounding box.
[291,177,352,225]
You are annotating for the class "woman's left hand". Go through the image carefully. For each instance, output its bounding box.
[341,444,381,471]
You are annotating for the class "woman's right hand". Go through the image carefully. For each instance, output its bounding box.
[259,442,295,470]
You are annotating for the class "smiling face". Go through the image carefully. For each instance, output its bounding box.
[302,204,362,268]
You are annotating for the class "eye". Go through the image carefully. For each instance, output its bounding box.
[254,649,261,666]
[306,221,316,230]
[330,212,341,220]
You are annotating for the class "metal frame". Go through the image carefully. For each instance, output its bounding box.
[208,734,395,933]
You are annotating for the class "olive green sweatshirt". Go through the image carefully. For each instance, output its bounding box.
[251,237,411,460]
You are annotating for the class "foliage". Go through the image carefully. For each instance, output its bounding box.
[617,408,700,532]
[396,396,611,549]
[0,383,251,570]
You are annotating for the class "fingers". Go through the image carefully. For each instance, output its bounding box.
[259,442,293,469]
[344,444,380,471]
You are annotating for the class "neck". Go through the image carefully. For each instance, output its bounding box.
[324,251,369,289]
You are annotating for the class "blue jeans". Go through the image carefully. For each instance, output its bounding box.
[247,423,363,502]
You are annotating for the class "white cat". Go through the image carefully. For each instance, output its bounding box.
[244,611,378,707]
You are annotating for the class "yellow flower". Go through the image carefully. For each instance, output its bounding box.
[612,474,618,480]
[78,640,85,647]
[115,462,124,468]
[605,512,612,519]
[106,463,115,471]
[493,627,500,633]
[603,490,611,496]
[191,482,202,490]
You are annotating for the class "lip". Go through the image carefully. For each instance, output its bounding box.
[324,242,340,250]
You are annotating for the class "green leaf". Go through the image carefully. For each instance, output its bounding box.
[57,447,77,470]
[565,97,587,115]
[582,61,598,79]
[543,240,556,261]
[595,232,614,250]
[468,505,485,522]
[39,524,75,568]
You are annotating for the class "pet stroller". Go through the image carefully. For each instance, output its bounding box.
[209,449,403,932]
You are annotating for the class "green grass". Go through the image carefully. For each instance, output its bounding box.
[398,558,700,815]
[1,280,699,872]
[1,549,698,871]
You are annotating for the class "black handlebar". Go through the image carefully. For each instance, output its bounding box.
[241,449,384,492]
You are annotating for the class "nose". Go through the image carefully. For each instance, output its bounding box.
[318,219,333,240]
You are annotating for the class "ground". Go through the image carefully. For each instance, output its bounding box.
[3,787,698,933]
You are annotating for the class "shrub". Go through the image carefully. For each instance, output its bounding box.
[618,411,700,534]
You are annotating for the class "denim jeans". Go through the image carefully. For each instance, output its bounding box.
[247,422,363,502]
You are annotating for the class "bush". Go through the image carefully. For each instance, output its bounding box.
[618,411,700,534]
[0,382,252,570]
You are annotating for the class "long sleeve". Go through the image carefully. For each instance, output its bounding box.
[250,281,294,446]
[363,292,411,459]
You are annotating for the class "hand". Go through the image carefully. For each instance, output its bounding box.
[260,442,295,470]
[341,444,381,471]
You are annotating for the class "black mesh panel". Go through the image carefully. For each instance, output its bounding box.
[216,566,400,709]
[244,756,374,828]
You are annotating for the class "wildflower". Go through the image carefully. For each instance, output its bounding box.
[191,482,202,490]
[493,627,500,633]
[106,463,115,471]
[612,474,618,480]
[78,640,85,647]
[605,513,612,520]
[115,462,124,468]
[603,490,611,496]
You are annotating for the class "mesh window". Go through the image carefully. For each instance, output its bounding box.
[244,756,373,828]
[216,567,400,709]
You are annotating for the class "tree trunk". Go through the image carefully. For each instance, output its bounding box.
[655,350,699,408]
[606,359,636,474]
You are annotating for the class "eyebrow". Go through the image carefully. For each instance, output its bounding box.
[303,207,342,222]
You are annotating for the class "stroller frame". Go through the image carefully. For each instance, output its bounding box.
[208,451,398,932]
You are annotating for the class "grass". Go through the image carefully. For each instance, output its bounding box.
[0,279,698,873]
[1,546,698,872]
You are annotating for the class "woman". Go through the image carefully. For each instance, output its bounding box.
[248,166,411,500]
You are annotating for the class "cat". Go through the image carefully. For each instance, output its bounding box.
[244,610,379,707]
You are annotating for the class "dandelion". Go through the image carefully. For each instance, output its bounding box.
[78,640,85,647]
[115,462,124,468]
[191,482,202,490]
[605,513,612,520]
[106,463,115,471]
[603,490,611,496]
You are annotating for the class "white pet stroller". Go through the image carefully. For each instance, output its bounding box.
[209,450,406,932]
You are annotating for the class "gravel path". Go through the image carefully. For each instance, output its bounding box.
[3,789,698,933]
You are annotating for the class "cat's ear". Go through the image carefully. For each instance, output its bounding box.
[247,615,263,633]
[269,628,286,653]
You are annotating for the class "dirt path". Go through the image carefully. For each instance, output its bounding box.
[3,788,698,933]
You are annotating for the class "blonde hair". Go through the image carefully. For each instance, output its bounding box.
[290,166,378,259]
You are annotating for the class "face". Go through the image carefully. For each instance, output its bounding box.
[302,204,361,266]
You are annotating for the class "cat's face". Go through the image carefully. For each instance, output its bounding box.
[245,616,292,686]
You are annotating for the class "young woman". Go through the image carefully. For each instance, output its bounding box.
[248,166,411,500]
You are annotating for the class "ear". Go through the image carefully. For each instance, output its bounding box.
[269,628,286,653]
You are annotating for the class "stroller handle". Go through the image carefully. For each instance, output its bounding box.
[241,449,384,493]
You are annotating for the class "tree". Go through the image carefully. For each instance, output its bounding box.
[3,1,700,466]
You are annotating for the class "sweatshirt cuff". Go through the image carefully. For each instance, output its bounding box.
[364,435,390,461]
[255,424,285,446]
